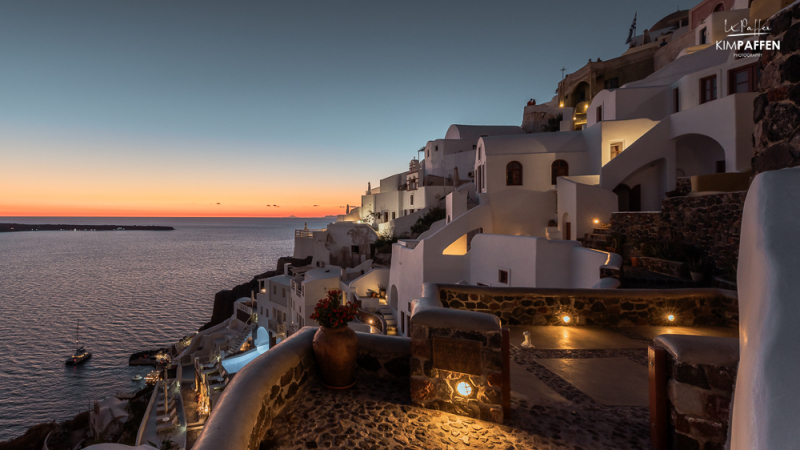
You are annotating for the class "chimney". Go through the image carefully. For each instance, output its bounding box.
[284,264,291,276]
[340,266,347,281]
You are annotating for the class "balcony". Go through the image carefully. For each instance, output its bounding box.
[295,229,324,238]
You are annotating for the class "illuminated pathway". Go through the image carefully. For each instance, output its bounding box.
[262,326,737,450]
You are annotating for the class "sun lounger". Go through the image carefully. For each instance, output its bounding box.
[156,407,176,422]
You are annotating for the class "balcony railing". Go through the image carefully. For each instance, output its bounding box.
[295,229,324,238]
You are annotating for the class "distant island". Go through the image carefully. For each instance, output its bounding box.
[0,223,175,233]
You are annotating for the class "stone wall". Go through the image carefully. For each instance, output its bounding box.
[193,329,415,450]
[409,323,504,423]
[753,3,800,173]
[612,191,746,276]
[438,285,739,327]
[654,335,739,450]
[355,333,410,381]
[521,105,563,133]
[410,284,506,424]
[674,177,692,196]
[640,257,689,279]
[193,327,318,450]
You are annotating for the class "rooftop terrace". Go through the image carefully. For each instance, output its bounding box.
[194,323,734,450]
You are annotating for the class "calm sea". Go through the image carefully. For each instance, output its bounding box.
[0,217,330,441]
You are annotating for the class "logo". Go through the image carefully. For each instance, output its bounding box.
[716,19,780,58]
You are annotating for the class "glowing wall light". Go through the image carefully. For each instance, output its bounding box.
[668,314,675,322]
[456,381,473,397]
[593,219,600,224]
[563,316,571,324]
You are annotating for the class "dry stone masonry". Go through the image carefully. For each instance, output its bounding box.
[409,323,505,423]
[753,4,800,172]
[654,335,739,450]
[612,191,746,276]
[439,286,738,327]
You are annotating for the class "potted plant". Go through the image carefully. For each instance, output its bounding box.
[687,258,705,282]
[310,290,359,389]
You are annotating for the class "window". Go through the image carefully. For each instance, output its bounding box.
[282,288,285,297]
[392,212,396,220]
[729,64,759,94]
[384,212,388,222]
[713,3,724,12]
[610,142,623,160]
[426,150,429,158]
[435,145,438,151]
[410,209,414,214]
[351,245,359,253]
[410,195,414,205]
[498,270,509,284]
[673,88,680,113]
[273,285,276,295]
[716,160,726,173]
[700,75,717,104]
[700,27,708,45]
[596,105,603,123]
[551,160,569,185]
[472,145,477,150]
[506,161,523,186]
[604,78,619,89]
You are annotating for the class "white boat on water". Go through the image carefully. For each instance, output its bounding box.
[132,375,143,381]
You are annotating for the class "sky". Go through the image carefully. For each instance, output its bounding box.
[0,0,688,217]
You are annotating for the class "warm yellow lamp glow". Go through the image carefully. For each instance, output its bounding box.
[593,219,600,224]
[559,102,564,107]
[668,314,675,322]
[456,381,473,397]
[368,319,373,324]
[563,316,571,323]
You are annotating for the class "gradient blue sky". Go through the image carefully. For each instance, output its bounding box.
[0,1,689,216]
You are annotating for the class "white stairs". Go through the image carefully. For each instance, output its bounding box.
[379,305,398,336]
[231,322,256,351]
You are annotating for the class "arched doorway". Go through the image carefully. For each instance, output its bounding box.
[569,81,590,108]
[552,160,569,185]
[613,184,631,212]
[675,134,727,177]
[390,285,398,311]
[561,212,571,241]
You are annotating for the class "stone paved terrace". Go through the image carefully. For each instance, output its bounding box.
[261,326,737,450]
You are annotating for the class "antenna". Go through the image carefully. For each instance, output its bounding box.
[561,67,566,80]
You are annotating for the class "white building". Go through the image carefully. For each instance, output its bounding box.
[349,124,526,237]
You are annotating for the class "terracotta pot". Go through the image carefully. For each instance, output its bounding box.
[630,257,641,267]
[312,325,358,389]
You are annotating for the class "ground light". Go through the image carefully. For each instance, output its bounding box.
[456,381,473,397]
[563,316,571,323]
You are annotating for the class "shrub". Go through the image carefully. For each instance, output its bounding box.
[374,230,398,254]
[410,206,446,236]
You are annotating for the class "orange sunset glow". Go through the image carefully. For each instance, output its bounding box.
[0,132,377,218]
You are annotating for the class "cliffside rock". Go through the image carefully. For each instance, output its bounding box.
[199,256,311,331]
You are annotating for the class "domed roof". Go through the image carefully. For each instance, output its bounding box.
[650,9,689,31]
